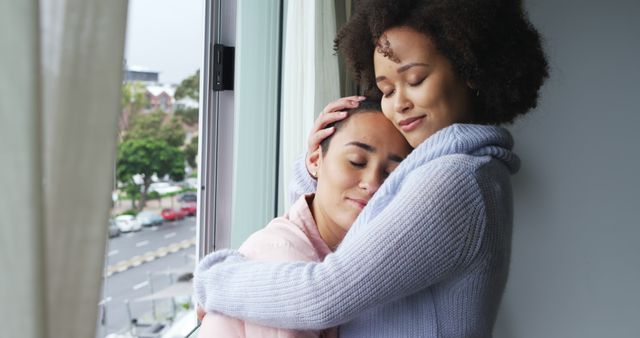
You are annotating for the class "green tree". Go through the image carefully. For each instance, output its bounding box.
[125,110,186,148]
[117,138,185,211]
[122,81,148,116]
[160,115,187,147]
[122,179,141,210]
[175,107,199,126]
[174,70,199,101]
[184,135,198,169]
[175,70,200,126]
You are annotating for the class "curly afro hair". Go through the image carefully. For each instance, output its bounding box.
[335,0,549,124]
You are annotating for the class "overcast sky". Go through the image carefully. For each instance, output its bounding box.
[124,0,203,85]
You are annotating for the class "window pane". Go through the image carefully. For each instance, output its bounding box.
[97,1,202,337]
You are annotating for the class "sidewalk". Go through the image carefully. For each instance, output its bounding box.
[111,195,182,216]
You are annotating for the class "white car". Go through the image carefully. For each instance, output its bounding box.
[114,214,142,232]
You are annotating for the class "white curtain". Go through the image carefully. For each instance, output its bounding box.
[281,0,340,209]
[0,1,128,337]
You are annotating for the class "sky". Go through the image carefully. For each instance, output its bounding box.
[124,0,203,85]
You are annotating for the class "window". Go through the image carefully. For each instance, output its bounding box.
[97,1,203,337]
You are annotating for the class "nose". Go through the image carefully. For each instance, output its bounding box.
[359,169,384,196]
[393,88,413,114]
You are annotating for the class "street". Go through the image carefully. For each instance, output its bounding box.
[96,216,197,338]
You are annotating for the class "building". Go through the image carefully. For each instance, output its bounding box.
[124,65,159,83]
[145,85,176,112]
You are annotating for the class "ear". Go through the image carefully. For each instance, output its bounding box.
[306,147,322,179]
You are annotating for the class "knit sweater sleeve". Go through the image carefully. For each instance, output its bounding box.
[194,161,486,330]
[288,152,317,205]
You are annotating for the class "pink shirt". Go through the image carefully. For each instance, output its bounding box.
[198,194,338,338]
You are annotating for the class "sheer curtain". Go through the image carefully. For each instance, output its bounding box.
[0,0,128,337]
[280,0,340,209]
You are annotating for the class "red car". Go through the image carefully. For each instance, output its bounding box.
[180,202,197,216]
[161,208,187,221]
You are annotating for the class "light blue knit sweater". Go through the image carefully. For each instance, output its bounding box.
[194,124,520,337]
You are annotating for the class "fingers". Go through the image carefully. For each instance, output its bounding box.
[306,96,367,155]
[308,96,365,151]
[320,96,366,116]
[308,126,336,153]
[313,111,347,133]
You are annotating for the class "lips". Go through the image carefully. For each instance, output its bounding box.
[347,198,368,210]
[398,115,425,132]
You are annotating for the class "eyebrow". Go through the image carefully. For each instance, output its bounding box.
[345,141,405,163]
[397,62,429,73]
[375,62,429,82]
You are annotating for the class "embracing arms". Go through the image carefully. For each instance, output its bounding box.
[194,161,486,330]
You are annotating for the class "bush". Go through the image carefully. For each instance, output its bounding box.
[147,191,161,200]
[119,209,138,217]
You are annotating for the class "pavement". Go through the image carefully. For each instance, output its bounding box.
[111,194,184,216]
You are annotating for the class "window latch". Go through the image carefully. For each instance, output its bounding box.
[212,44,234,91]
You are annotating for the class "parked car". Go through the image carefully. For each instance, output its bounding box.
[161,208,187,221]
[136,211,164,227]
[177,192,197,203]
[114,214,142,232]
[180,202,197,216]
[108,219,120,238]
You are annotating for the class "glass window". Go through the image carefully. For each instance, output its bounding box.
[97,1,203,337]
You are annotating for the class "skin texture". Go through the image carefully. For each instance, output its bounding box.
[308,112,411,250]
[374,26,474,147]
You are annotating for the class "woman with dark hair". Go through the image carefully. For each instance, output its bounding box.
[197,102,411,337]
[194,0,549,336]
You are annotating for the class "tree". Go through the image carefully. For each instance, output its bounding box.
[122,179,141,210]
[160,115,187,147]
[124,110,186,148]
[117,138,185,211]
[175,70,200,126]
[184,135,198,169]
[121,82,149,121]
[175,107,199,126]
[174,70,199,101]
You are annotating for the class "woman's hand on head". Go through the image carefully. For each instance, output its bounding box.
[306,96,366,175]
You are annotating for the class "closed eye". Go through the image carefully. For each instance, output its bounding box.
[349,161,366,168]
[383,89,395,98]
[409,77,425,86]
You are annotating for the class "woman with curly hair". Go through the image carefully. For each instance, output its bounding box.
[194,0,549,336]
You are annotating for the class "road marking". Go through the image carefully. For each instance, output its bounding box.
[135,240,149,247]
[132,281,149,291]
[104,237,196,277]
[108,250,119,257]
[164,232,176,239]
[99,296,112,305]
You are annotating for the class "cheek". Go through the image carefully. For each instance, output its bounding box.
[381,100,395,120]
[413,80,440,108]
[322,160,356,194]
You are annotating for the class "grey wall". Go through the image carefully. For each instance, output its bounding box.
[495,0,640,337]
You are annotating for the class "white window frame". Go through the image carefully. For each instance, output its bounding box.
[197,0,283,259]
